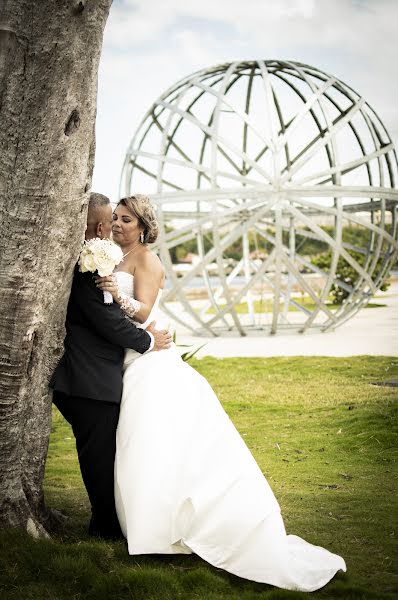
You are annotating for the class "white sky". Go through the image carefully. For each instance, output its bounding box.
[92,0,398,201]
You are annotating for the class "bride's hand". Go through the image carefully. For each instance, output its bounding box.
[95,275,121,303]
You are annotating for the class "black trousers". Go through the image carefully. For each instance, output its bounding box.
[53,390,122,539]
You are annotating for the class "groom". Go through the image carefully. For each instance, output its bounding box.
[51,192,171,539]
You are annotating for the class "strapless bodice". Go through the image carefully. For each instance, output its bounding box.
[114,271,164,330]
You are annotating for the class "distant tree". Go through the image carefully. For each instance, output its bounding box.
[312,250,390,304]
[0,0,112,536]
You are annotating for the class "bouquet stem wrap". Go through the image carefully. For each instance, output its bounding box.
[103,290,113,304]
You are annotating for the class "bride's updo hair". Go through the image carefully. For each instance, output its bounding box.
[118,194,159,244]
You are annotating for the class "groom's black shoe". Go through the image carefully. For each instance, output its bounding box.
[88,529,125,541]
[88,516,124,541]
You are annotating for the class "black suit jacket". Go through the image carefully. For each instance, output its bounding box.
[50,268,151,404]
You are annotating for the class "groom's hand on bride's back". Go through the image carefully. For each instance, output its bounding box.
[146,321,172,351]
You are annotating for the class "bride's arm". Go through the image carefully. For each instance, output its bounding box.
[95,252,164,323]
[130,253,164,322]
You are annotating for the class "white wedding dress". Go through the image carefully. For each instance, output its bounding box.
[114,272,346,592]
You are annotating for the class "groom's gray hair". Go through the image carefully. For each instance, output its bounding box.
[86,192,112,239]
[89,192,110,208]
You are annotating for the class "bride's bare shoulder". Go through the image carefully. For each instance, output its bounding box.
[137,247,164,276]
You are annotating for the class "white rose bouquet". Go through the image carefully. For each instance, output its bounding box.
[78,238,123,304]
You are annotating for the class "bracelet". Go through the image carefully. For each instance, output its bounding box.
[118,291,141,318]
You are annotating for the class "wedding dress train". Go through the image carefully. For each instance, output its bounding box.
[114,272,346,592]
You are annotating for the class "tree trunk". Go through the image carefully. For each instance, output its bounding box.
[0,0,112,536]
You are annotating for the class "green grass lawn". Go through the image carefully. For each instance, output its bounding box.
[205,299,387,314]
[1,357,397,600]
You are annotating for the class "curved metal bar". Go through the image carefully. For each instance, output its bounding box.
[121,59,398,335]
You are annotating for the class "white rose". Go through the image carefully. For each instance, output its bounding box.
[95,256,116,276]
[87,238,102,253]
[79,250,97,273]
[106,241,123,263]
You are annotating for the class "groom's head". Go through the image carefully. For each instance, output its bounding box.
[85,193,113,240]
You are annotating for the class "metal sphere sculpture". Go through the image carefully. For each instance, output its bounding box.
[120,60,398,336]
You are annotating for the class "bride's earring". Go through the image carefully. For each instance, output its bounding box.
[140,231,144,243]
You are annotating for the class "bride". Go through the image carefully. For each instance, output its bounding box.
[96,194,346,592]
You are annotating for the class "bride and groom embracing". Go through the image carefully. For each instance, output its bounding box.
[51,193,346,592]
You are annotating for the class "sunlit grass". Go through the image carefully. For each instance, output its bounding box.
[205,299,386,314]
[0,357,397,600]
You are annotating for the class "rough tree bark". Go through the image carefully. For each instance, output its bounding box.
[0,0,113,536]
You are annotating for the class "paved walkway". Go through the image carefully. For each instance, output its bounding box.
[173,282,398,358]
